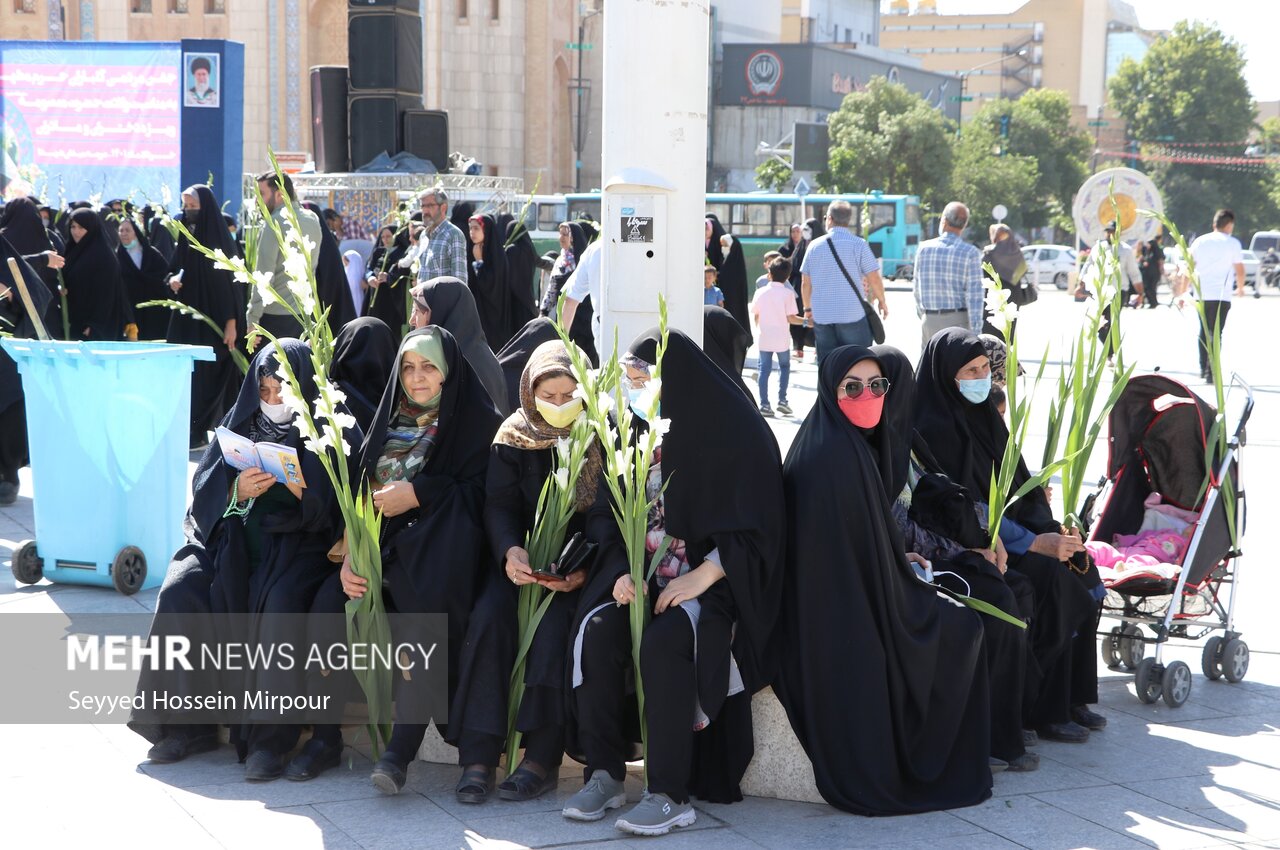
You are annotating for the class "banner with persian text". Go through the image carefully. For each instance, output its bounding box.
[0,41,181,204]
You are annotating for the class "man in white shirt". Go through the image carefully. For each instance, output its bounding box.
[558,238,602,363]
[1187,209,1246,381]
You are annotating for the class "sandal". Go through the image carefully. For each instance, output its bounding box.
[498,760,560,802]
[455,764,496,804]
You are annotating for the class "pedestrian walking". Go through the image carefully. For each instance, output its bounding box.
[913,202,984,349]
[1188,209,1247,381]
[799,199,887,362]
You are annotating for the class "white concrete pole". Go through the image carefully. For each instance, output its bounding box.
[598,0,709,356]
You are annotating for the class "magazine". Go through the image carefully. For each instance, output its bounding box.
[214,426,307,488]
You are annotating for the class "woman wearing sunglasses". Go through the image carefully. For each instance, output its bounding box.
[774,344,993,815]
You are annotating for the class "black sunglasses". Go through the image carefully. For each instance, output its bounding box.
[842,377,891,399]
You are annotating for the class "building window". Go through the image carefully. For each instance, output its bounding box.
[457,0,467,20]
[206,0,224,12]
[490,0,498,20]
[169,0,188,12]
[13,0,36,13]
[131,0,153,11]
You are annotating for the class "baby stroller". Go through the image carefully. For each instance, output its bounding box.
[1080,373,1253,708]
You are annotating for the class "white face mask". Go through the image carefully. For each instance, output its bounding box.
[260,399,294,425]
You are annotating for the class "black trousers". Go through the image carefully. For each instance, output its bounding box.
[0,400,27,484]
[1142,273,1160,308]
[576,600,725,803]
[1198,300,1231,374]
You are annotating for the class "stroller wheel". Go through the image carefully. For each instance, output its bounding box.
[1162,661,1192,708]
[1222,639,1250,683]
[1201,636,1224,681]
[1120,624,1145,671]
[1102,627,1124,669]
[1135,658,1162,704]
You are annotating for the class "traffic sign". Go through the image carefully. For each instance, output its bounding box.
[566,42,594,50]
[794,177,811,198]
[950,95,975,102]
[1088,120,1110,127]
[992,204,1008,222]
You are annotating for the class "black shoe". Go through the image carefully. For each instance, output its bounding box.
[1022,729,1039,748]
[456,764,496,804]
[1038,721,1090,743]
[371,756,407,796]
[0,481,16,506]
[284,737,343,781]
[244,749,285,782]
[146,731,219,764]
[1071,705,1107,730]
[1007,752,1041,772]
[497,762,558,801]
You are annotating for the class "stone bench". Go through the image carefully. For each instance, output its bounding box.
[413,686,824,805]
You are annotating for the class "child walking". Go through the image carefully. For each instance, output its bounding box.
[750,257,802,417]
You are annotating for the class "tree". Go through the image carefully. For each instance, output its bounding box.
[754,158,794,193]
[949,93,1089,236]
[822,78,955,210]
[1109,21,1276,239]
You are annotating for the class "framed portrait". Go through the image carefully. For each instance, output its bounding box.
[183,52,219,109]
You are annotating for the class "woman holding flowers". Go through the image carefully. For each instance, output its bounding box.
[914,328,1104,745]
[447,339,606,804]
[776,344,992,815]
[564,329,785,837]
[293,327,502,791]
[129,339,355,781]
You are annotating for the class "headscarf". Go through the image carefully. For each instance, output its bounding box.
[115,216,171,340]
[804,216,826,240]
[494,316,561,414]
[914,328,1055,534]
[330,316,397,433]
[982,224,1026,288]
[715,229,753,346]
[0,197,53,258]
[373,330,449,485]
[411,275,510,414]
[493,339,600,510]
[364,224,411,336]
[464,212,511,352]
[343,249,367,316]
[503,216,539,332]
[868,344,916,501]
[774,342,991,814]
[63,207,128,341]
[704,213,727,269]
[701,305,753,400]
[978,333,1022,388]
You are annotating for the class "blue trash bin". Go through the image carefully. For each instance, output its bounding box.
[1,339,216,594]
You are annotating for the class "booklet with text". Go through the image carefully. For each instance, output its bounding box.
[214,426,307,488]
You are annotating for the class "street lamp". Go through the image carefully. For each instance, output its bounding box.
[572,1,603,193]
[958,48,1027,129]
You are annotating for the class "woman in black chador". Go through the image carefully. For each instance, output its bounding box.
[289,327,502,790]
[63,208,128,341]
[701,304,754,400]
[330,316,397,434]
[914,328,1105,744]
[0,241,50,505]
[465,212,512,353]
[128,339,353,781]
[502,216,539,340]
[774,344,992,815]
[563,329,784,837]
[410,275,511,415]
[494,316,560,414]
[447,339,607,805]
[0,197,63,336]
[364,224,412,339]
[166,184,240,445]
[115,216,172,341]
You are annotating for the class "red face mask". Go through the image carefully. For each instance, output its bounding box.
[838,394,885,428]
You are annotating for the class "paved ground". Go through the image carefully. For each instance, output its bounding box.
[3,284,1279,849]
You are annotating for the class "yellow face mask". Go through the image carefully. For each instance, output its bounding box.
[534,396,583,429]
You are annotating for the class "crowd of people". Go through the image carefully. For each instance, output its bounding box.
[0,182,1145,837]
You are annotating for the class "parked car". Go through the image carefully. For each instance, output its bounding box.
[1021,244,1077,289]
[1242,249,1261,285]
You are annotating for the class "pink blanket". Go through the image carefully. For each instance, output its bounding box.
[1087,527,1193,572]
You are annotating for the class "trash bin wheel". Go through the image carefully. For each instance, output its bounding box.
[11,540,42,585]
[1201,636,1224,681]
[1102,627,1124,669]
[1221,639,1250,683]
[1135,658,1162,704]
[1120,624,1145,671]
[112,546,146,596]
[1162,660,1192,708]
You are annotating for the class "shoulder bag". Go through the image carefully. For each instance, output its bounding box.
[826,238,885,343]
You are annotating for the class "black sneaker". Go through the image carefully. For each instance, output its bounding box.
[0,481,16,506]
[371,756,408,795]
[1038,721,1090,743]
[776,402,793,415]
[244,749,284,782]
[760,405,775,418]
[1070,705,1107,730]
[284,737,343,781]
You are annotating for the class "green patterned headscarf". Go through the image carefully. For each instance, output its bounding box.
[375,330,450,484]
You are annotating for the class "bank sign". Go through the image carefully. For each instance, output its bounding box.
[721,43,961,120]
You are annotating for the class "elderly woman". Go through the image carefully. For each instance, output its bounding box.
[128,340,354,780]
[915,328,1104,745]
[116,216,171,340]
[775,344,992,815]
[447,339,607,804]
[563,329,784,836]
[290,327,502,790]
[981,224,1030,339]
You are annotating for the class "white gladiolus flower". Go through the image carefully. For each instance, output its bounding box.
[553,468,570,491]
[649,417,672,439]
[556,437,572,463]
[331,410,357,432]
[596,391,615,414]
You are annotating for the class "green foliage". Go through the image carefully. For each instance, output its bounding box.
[755,158,794,193]
[1110,21,1277,238]
[824,78,955,209]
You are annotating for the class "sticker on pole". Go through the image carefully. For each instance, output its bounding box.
[620,212,654,243]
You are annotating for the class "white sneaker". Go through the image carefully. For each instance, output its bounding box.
[615,790,697,836]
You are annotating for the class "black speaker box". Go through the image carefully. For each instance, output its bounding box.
[348,0,418,9]
[402,110,449,171]
[310,66,350,173]
[348,8,423,94]
[348,91,423,168]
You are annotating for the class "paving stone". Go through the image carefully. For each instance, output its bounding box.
[952,795,1154,850]
[310,794,473,850]
[1033,784,1248,848]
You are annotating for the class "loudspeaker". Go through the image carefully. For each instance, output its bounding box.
[310,66,350,173]
[348,91,423,168]
[402,110,449,171]
[348,8,423,94]
[348,0,418,8]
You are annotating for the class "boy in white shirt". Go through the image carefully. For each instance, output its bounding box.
[751,257,804,416]
[1187,209,1246,381]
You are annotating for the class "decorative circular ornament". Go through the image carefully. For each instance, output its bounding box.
[1072,167,1162,246]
